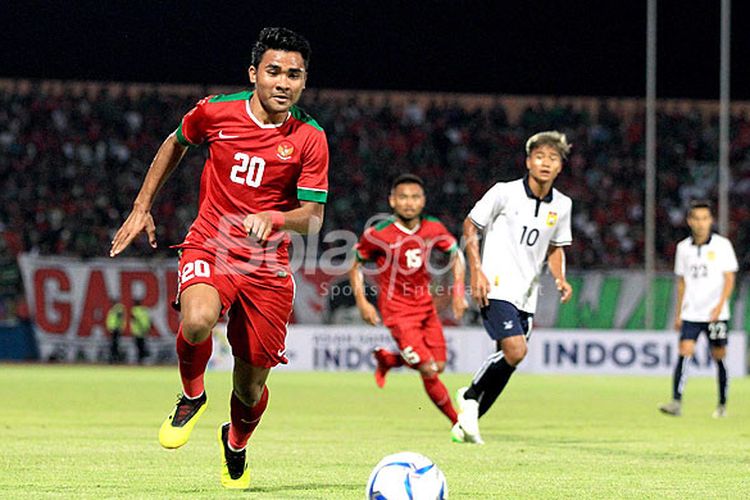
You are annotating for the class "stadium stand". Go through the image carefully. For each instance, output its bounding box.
[2,79,750,320]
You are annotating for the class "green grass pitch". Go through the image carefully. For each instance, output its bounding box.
[1,364,748,498]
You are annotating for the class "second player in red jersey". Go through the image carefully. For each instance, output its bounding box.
[349,174,468,438]
[110,27,326,489]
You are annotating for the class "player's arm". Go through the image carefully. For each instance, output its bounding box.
[463,217,490,308]
[710,271,736,322]
[348,258,380,326]
[547,245,573,303]
[673,276,685,330]
[243,201,324,242]
[450,249,468,320]
[110,134,188,257]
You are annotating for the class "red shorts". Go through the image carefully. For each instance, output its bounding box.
[176,248,295,368]
[384,308,446,367]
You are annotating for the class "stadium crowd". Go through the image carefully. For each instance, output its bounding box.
[1,81,750,318]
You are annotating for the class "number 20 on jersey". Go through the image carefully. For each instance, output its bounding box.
[230,153,265,187]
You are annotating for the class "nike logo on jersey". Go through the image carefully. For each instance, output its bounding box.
[277,348,287,358]
[218,130,239,139]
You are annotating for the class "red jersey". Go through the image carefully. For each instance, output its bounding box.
[173,90,329,277]
[354,215,458,321]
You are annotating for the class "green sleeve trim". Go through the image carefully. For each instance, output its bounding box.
[444,242,459,254]
[298,187,327,203]
[374,217,395,231]
[355,249,372,263]
[174,121,198,148]
[290,105,324,131]
[208,90,254,103]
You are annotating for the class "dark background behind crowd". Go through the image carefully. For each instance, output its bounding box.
[2,80,750,320]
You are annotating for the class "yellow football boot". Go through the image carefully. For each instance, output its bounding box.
[218,422,250,489]
[158,392,207,449]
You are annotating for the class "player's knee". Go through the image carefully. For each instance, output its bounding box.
[435,361,446,374]
[181,308,217,343]
[504,344,527,366]
[679,344,695,357]
[234,383,264,408]
[418,362,438,379]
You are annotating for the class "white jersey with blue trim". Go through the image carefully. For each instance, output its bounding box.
[674,233,738,322]
[468,177,572,313]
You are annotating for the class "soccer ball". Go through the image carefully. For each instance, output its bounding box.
[365,451,447,499]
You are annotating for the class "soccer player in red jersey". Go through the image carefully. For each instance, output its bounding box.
[349,174,468,440]
[109,27,328,489]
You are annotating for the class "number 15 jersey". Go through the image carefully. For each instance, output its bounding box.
[354,216,458,322]
[173,90,329,276]
[468,176,572,314]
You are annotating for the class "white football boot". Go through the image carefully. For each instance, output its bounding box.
[456,387,484,444]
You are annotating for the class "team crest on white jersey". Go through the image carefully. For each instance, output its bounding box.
[707,250,716,261]
[276,141,294,160]
[546,211,558,227]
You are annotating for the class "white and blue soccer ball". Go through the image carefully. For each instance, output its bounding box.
[366,451,447,500]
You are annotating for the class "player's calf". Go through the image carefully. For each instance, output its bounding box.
[419,367,458,425]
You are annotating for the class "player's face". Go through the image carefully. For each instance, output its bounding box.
[526,145,563,184]
[389,183,425,222]
[249,49,307,117]
[687,208,713,239]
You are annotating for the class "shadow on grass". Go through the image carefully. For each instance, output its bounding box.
[250,482,361,494]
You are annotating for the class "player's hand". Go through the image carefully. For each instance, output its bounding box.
[243,212,274,242]
[109,206,157,257]
[555,278,573,303]
[673,317,682,331]
[709,304,722,323]
[470,271,490,308]
[452,294,468,321]
[358,301,381,326]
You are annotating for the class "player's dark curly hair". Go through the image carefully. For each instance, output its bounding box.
[251,27,311,68]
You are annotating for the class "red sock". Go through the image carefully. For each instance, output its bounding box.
[381,350,405,368]
[421,374,458,424]
[229,386,269,450]
[175,326,212,398]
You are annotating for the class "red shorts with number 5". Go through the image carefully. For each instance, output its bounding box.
[384,308,447,367]
[176,248,295,368]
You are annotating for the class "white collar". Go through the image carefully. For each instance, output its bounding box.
[245,99,290,129]
[394,220,421,235]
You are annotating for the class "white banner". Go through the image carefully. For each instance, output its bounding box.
[521,329,746,376]
[210,326,747,377]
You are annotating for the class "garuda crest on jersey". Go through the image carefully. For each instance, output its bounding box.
[546,211,558,227]
[276,141,295,161]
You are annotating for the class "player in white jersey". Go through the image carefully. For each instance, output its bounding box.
[453,131,574,444]
[659,200,738,418]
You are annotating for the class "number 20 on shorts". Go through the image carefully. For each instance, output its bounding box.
[181,259,211,284]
